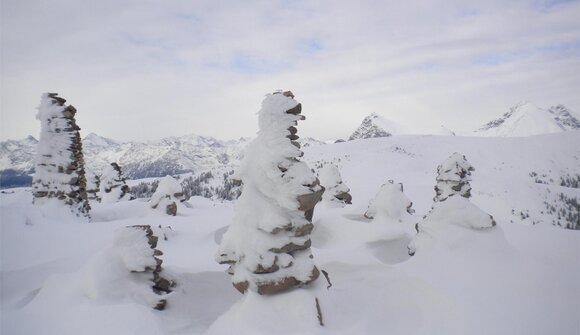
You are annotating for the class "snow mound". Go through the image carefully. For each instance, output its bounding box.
[149,175,184,215]
[318,164,352,207]
[364,181,414,222]
[408,196,496,255]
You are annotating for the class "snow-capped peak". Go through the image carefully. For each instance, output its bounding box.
[474,102,579,137]
[348,113,404,140]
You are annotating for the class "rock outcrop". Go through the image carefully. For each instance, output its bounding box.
[118,225,174,310]
[100,162,134,202]
[408,153,496,256]
[149,176,185,216]
[217,91,324,295]
[32,93,91,218]
[318,164,352,207]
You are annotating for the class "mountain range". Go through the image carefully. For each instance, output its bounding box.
[1,102,578,188]
[348,102,579,140]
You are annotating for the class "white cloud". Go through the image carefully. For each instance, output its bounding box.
[1,0,578,141]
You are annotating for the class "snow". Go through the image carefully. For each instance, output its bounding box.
[1,131,579,335]
[474,101,578,137]
[217,92,322,294]
[364,181,414,222]
[317,164,351,206]
[149,175,184,213]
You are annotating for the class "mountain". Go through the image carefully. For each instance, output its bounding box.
[474,102,580,137]
[348,113,404,140]
[81,133,249,179]
[0,135,37,172]
[0,133,250,188]
[0,136,37,187]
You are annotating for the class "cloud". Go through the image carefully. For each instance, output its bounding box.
[1,0,579,141]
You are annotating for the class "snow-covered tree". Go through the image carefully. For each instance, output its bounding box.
[408,153,496,255]
[216,91,325,295]
[100,162,134,203]
[32,93,90,218]
[364,181,414,221]
[318,164,352,207]
[149,176,185,216]
[434,152,474,202]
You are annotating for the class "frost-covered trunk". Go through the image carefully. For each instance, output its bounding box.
[217,91,324,295]
[32,93,90,218]
[100,162,133,203]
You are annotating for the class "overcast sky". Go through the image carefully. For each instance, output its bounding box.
[1,0,579,142]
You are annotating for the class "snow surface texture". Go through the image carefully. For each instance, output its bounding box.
[217,91,324,295]
[475,101,580,137]
[409,153,496,256]
[364,181,414,222]
[1,131,579,335]
[32,93,90,218]
[317,164,352,207]
[100,163,133,203]
[149,175,185,215]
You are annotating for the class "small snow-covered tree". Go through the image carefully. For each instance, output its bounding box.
[408,153,495,255]
[100,162,134,203]
[217,91,325,295]
[149,176,185,216]
[434,152,474,202]
[32,93,90,218]
[364,181,414,221]
[318,164,352,206]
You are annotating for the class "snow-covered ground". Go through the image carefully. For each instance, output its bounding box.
[1,132,579,335]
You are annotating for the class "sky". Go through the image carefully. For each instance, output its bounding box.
[1,0,579,142]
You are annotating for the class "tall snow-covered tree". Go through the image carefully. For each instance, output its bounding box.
[32,93,90,217]
[318,164,352,206]
[100,162,134,203]
[434,152,474,202]
[408,153,495,255]
[149,175,185,216]
[217,91,325,295]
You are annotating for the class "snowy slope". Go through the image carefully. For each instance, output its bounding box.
[1,131,578,335]
[474,102,580,137]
